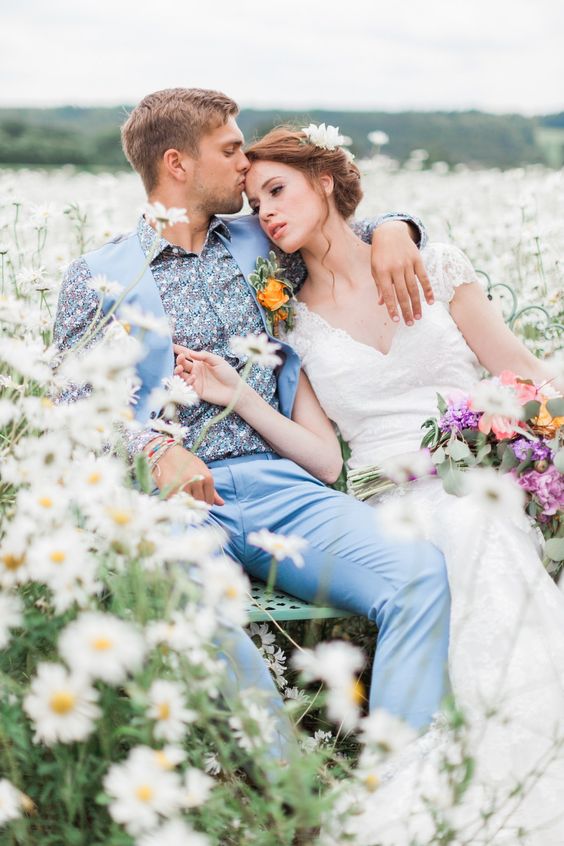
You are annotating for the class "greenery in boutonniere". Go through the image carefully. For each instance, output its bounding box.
[249,251,296,338]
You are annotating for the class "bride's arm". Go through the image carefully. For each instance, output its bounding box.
[449,281,563,392]
[174,347,343,484]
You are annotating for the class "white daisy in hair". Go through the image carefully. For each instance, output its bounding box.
[136,818,210,846]
[0,592,23,649]
[23,663,101,745]
[58,612,146,685]
[103,746,184,836]
[248,528,307,568]
[301,122,346,150]
[147,679,197,743]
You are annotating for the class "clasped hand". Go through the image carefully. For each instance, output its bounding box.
[173,344,240,407]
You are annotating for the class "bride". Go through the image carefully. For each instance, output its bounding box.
[175,125,564,844]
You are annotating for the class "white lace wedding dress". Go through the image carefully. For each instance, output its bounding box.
[286,243,564,845]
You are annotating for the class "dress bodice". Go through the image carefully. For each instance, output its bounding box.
[285,243,484,469]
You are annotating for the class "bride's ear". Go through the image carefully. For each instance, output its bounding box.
[319,173,334,197]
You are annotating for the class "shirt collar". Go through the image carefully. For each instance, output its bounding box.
[136,215,231,261]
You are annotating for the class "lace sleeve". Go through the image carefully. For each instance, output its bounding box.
[422,243,481,304]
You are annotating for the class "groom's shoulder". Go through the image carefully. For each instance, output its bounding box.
[64,230,138,280]
[218,213,268,242]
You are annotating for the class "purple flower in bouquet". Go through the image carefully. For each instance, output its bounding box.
[510,437,553,462]
[517,465,564,516]
[439,397,481,434]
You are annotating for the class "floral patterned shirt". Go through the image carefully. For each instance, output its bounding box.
[53,212,426,463]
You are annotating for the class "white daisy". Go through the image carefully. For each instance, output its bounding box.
[103,747,184,836]
[326,677,365,731]
[379,449,434,484]
[367,130,390,147]
[146,608,216,654]
[150,375,199,420]
[144,202,189,231]
[59,612,146,685]
[229,333,281,368]
[0,592,24,650]
[0,522,32,589]
[228,701,276,753]
[200,557,250,626]
[0,779,22,827]
[182,768,214,809]
[119,304,171,337]
[249,622,276,655]
[16,482,71,527]
[359,709,416,757]
[376,495,429,542]
[204,753,221,776]
[293,641,364,688]
[87,274,125,299]
[470,380,524,419]
[147,680,197,743]
[23,663,101,745]
[136,818,210,846]
[27,528,92,588]
[463,467,525,516]
[248,529,307,567]
[301,123,345,150]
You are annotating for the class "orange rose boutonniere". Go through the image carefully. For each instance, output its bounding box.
[249,251,295,337]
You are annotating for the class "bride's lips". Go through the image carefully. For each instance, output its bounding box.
[268,222,287,240]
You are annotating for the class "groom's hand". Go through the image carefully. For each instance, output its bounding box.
[151,444,224,506]
[371,220,434,326]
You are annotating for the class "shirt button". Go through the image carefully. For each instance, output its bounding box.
[172,247,179,255]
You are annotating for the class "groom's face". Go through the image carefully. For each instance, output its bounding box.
[191,117,250,215]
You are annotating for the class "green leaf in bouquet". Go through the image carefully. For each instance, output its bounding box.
[499,444,519,472]
[421,418,441,449]
[445,439,471,461]
[460,428,481,444]
[544,538,564,562]
[436,392,448,415]
[547,397,564,417]
[475,443,492,463]
[522,400,541,421]
[438,462,465,496]
[431,446,446,465]
[554,450,564,474]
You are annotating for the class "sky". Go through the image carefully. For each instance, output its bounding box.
[1,0,563,114]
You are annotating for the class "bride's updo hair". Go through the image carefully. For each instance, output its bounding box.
[245,125,363,219]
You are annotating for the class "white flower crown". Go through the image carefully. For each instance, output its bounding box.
[300,123,355,161]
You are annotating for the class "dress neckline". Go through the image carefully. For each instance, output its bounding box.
[294,299,401,358]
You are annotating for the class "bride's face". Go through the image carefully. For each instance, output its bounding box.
[246,160,330,253]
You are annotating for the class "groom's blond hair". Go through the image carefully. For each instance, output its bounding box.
[121,88,239,193]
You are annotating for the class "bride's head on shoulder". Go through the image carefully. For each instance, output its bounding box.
[245,125,363,253]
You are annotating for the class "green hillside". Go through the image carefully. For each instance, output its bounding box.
[0,106,561,169]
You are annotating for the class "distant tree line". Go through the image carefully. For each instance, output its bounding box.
[0,106,561,169]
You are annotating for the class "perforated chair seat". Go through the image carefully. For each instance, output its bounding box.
[248,578,354,622]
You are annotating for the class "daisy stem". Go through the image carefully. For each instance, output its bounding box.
[191,360,253,453]
[265,557,278,596]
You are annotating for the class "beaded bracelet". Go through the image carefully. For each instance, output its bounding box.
[146,437,176,477]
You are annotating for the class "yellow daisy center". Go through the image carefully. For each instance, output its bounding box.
[50,691,76,715]
[41,398,54,408]
[135,785,154,803]
[91,637,113,652]
[158,702,171,720]
[2,553,24,571]
[109,509,132,526]
[38,497,53,508]
[349,678,365,705]
[87,472,102,485]
[154,750,172,770]
[364,773,380,792]
[50,550,66,564]
[225,586,239,599]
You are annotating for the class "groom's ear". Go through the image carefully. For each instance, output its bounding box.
[162,148,195,183]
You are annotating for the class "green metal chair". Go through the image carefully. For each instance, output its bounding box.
[248,579,353,623]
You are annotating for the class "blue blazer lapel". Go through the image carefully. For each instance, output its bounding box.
[217,216,302,419]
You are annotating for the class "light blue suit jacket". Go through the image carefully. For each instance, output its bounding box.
[84,216,301,425]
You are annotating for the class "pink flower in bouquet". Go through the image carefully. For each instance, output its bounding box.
[499,370,538,405]
[517,465,564,516]
[478,414,520,440]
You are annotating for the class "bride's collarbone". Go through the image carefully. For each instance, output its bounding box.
[298,295,398,355]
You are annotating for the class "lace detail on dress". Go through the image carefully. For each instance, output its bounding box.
[422,242,481,303]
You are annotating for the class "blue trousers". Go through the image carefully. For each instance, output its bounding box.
[209,453,451,730]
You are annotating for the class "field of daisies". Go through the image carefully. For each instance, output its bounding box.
[0,159,563,846]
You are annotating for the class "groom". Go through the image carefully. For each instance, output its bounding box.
[54,87,450,742]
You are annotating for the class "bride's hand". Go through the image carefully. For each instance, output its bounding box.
[173,344,242,407]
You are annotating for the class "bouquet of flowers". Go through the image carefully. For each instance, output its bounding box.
[421,371,564,566]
